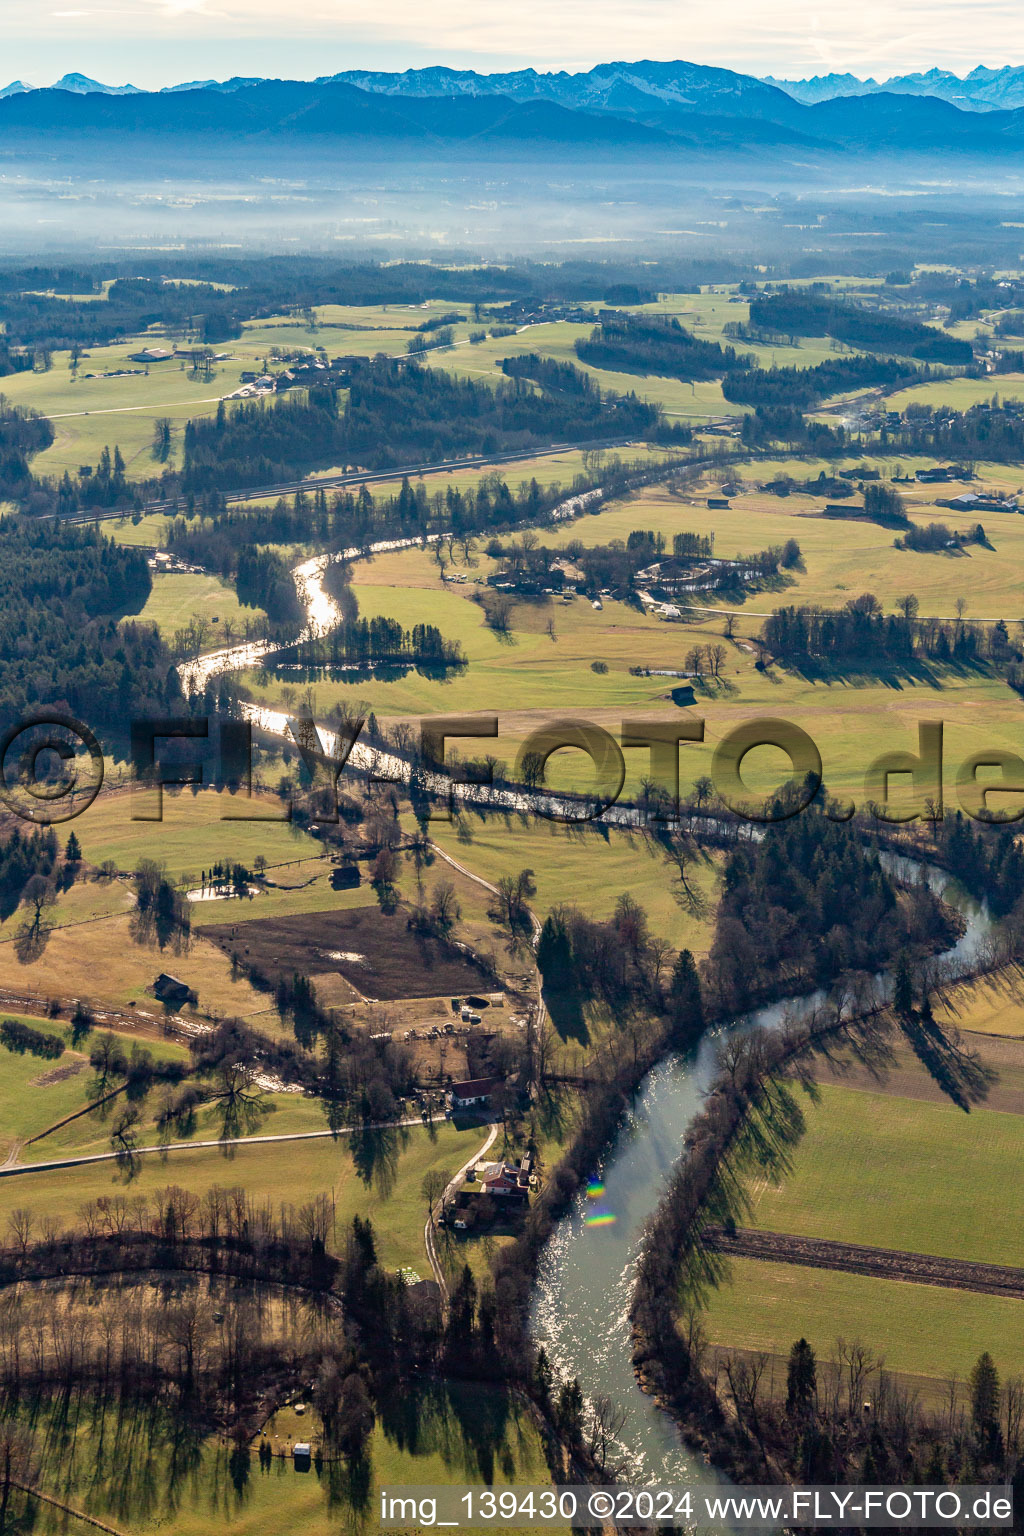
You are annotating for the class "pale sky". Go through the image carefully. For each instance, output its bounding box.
[3,0,1023,89]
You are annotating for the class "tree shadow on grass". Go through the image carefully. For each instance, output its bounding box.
[349,1122,407,1198]
[543,985,589,1046]
[376,1378,515,1485]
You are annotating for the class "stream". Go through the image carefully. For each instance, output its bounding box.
[181,540,999,1498]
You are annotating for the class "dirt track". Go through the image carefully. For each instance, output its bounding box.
[707,1226,1024,1300]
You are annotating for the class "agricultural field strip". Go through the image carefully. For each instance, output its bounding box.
[0,1113,477,1177]
[42,396,225,420]
[707,1226,1024,1299]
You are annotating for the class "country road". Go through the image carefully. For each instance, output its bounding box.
[423,1120,500,1299]
[0,1115,433,1178]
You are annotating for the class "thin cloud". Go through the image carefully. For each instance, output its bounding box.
[8,0,1024,81]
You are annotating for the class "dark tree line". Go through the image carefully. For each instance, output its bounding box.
[285,616,463,669]
[880,400,1024,463]
[235,545,305,627]
[761,597,1016,672]
[0,828,60,925]
[0,521,183,739]
[702,807,959,1015]
[180,358,667,494]
[748,290,974,366]
[739,404,847,455]
[574,311,748,382]
[0,397,55,502]
[0,1019,63,1059]
[722,353,924,410]
[934,814,1024,916]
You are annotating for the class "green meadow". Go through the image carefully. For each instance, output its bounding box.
[0,1117,485,1273]
[747,1081,1024,1268]
[701,1257,1024,1385]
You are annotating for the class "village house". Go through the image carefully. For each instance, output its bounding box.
[447,1076,503,1113]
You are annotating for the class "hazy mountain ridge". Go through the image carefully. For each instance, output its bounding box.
[0,77,677,149]
[3,63,1024,160]
[765,63,1024,112]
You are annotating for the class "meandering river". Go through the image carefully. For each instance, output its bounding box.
[531,868,992,1486]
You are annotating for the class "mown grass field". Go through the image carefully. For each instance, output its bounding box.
[68,786,319,881]
[935,968,1024,1038]
[22,1379,560,1536]
[0,1118,487,1273]
[746,1081,1024,1268]
[133,570,267,645]
[0,1014,190,1159]
[701,1256,1024,1384]
[430,815,720,957]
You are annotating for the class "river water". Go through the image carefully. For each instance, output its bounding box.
[530,871,993,1488]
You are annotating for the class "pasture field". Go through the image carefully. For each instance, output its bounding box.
[1,343,232,480]
[0,873,132,935]
[0,1026,104,1158]
[0,909,274,1023]
[436,323,746,421]
[67,785,320,881]
[0,1118,487,1272]
[2,305,424,483]
[547,472,1024,617]
[105,511,172,546]
[883,375,1024,412]
[0,1014,190,1159]
[746,1081,1024,1268]
[700,1257,1024,1386]
[429,815,720,958]
[935,967,1024,1038]
[19,1380,559,1536]
[18,1085,328,1164]
[639,290,860,372]
[187,857,375,928]
[239,321,418,356]
[132,569,267,644]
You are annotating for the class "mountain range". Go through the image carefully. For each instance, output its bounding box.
[765,64,1024,112]
[4,61,1024,159]
[6,60,1024,114]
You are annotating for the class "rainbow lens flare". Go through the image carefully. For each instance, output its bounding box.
[584,1181,616,1225]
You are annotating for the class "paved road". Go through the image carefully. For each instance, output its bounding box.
[0,1115,434,1178]
[57,436,646,524]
